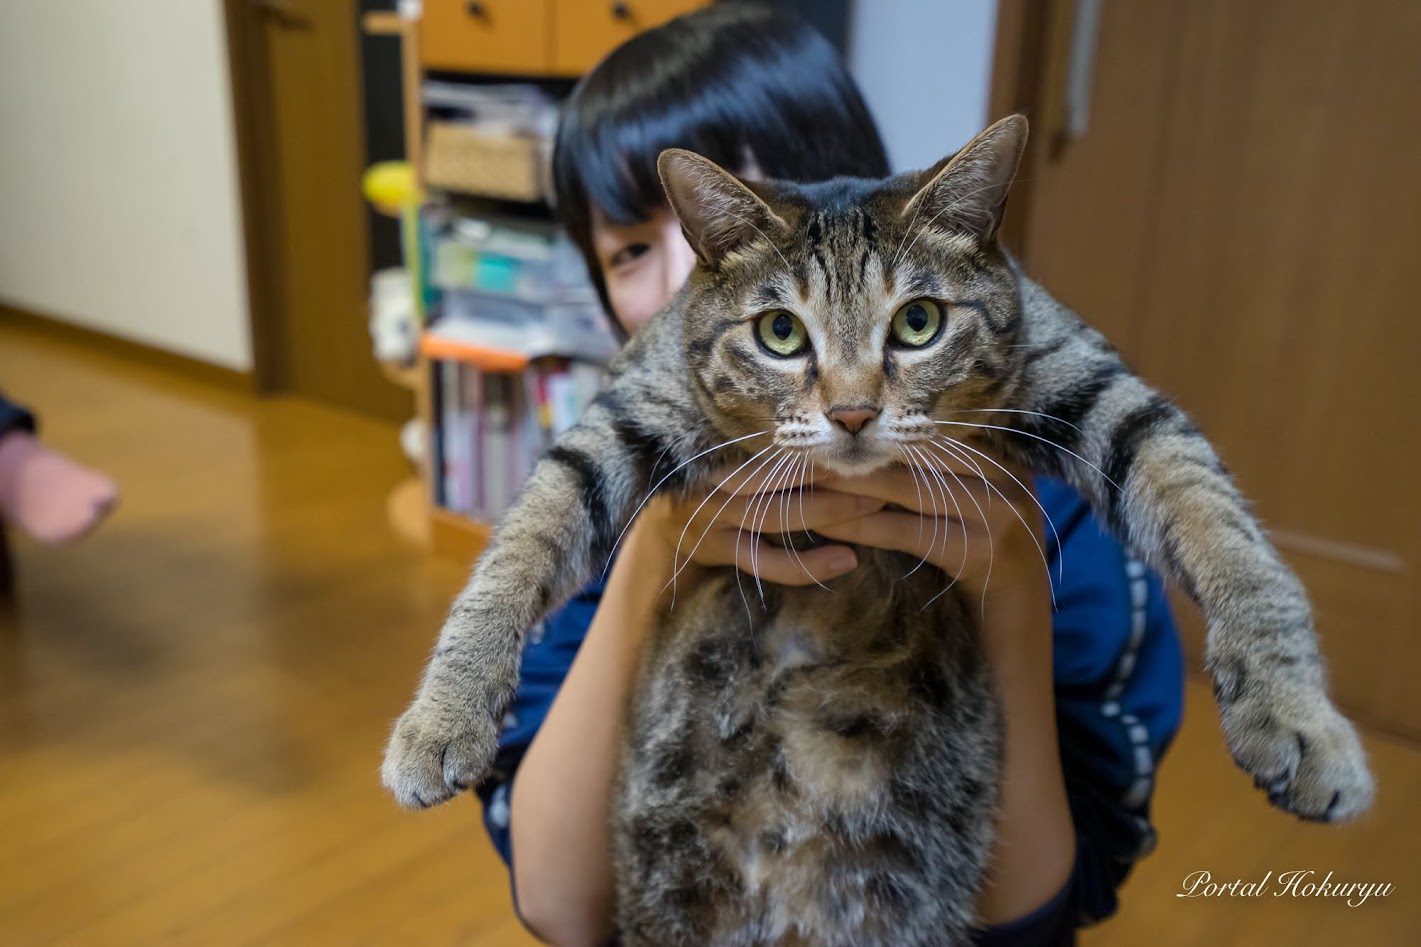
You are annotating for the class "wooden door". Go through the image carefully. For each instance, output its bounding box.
[1006,0,1421,738]
[228,0,412,422]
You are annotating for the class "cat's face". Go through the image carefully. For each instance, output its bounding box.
[659,116,1029,476]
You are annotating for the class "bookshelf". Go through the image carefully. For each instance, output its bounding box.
[363,1,708,561]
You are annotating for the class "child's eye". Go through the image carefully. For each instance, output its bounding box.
[609,243,651,268]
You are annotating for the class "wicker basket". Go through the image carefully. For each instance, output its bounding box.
[424,122,545,203]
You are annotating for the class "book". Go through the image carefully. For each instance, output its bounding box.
[431,357,606,522]
[438,359,461,512]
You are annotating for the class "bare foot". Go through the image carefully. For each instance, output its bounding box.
[0,430,119,544]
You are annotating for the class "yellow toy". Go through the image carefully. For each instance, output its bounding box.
[361,160,419,214]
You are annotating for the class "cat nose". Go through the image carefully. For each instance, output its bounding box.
[827,405,880,435]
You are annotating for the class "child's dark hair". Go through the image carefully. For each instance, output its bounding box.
[551,2,890,320]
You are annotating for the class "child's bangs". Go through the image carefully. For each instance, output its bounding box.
[560,95,747,227]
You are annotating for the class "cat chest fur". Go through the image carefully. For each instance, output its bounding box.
[612,550,1005,947]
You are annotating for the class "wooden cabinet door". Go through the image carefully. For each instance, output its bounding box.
[1015,0,1421,738]
[421,0,550,74]
[549,0,707,76]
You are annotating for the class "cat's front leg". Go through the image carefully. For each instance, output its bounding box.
[1001,285,1374,822]
[381,389,702,809]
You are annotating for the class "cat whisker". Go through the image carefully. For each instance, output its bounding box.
[926,432,993,509]
[749,449,800,605]
[920,445,961,579]
[650,426,703,479]
[906,443,970,594]
[606,428,772,580]
[739,447,790,608]
[931,419,1122,493]
[931,434,1063,595]
[913,442,990,615]
[778,455,805,578]
[744,454,782,605]
[781,455,832,593]
[800,457,816,548]
[667,443,780,602]
[906,443,956,547]
[895,445,938,581]
[730,448,786,625]
[942,407,1085,436]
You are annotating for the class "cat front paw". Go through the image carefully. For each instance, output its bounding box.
[381,697,498,810]
[1216,676,1375,823]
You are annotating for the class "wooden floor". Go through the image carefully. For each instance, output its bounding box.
[1,322,1416,945]
[0,325,540,946]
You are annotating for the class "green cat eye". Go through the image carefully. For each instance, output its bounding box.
[890,299,944,348]
[756,310,809,357]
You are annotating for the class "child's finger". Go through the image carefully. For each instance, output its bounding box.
[816,466,984,517]
[814,510,970,568]
[815,467,923,509]
[713,458,833,497]
[667,521,860,585]
[729,534,859,586]
[701,490,883,533]
[826,463,1029,516]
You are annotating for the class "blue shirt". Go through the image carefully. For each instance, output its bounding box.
[476,476,1185,941]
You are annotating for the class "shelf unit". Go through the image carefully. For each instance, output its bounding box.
[364,1,707,561]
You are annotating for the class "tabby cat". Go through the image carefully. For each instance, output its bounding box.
[382,116,1374,946]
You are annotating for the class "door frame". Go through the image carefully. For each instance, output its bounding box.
[224,0,285,395]
[988,0,1056,260]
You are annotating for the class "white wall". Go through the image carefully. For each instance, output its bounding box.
[848,0,999,173]
[0,1,252,371]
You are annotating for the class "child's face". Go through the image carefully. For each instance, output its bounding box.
[590,206,698,335]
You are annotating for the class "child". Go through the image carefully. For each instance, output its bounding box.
[475,6,1184,945]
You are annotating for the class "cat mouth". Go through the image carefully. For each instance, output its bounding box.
[817,439,896,476]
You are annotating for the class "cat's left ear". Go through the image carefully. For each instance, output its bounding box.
[903,114,1028,244]
[658,149,789,269]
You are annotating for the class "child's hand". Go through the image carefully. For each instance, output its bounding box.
[638,462,885,587]
[811,447,1048,606]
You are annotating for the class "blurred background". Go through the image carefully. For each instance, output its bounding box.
[1,1,1417,944]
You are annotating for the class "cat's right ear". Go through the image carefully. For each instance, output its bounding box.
[658,149,788,269]
[902,114,1029,244]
